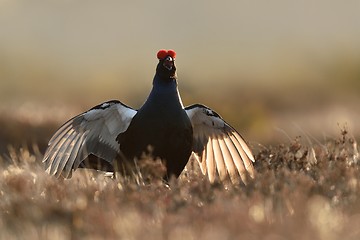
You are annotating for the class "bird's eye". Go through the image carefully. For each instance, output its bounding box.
[163,57,174,70]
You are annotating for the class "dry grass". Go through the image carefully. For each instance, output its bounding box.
[1,128,360,240]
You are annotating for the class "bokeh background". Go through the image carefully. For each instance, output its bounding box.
[1,0,360,153]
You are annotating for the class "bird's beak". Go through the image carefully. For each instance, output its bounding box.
[163,56,174,70]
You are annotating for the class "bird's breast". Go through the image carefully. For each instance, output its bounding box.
[118,105,193,159]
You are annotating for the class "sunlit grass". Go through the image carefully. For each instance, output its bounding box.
[1,128,360,239]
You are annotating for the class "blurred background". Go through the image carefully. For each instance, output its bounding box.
[1,0,360,154]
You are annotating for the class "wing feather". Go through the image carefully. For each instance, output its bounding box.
[44,124,72,166]
[218,138,237,183]
[55,131,81,177]
[199,146,207,175]
[212,138,227,181]
[62,133,83,178]
[73,134,89,169]
[233,131,255,162]
[230,133,255,178]
[54,129,78,177]
[49,129,74,174]
[48,121,72,146]
[205,137,216,183]
[43,100,137,177]
[63,134,84,177]
[185,104,255,184]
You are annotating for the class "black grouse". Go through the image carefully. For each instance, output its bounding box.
[43,49,255,184]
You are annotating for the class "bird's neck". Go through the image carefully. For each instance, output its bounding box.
[143,74,184,108]
[152,74,177,91]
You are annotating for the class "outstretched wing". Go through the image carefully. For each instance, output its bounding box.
[43,100,137,178]
[185,104,255,184]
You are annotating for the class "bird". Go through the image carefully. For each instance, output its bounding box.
[43,49,255,184]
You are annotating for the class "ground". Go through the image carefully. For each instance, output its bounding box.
[1,116,360,240]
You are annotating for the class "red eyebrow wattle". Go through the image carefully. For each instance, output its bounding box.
[157,49,176,59]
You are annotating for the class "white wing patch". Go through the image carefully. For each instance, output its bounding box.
[43,100,137,178]
[185,104,255,184]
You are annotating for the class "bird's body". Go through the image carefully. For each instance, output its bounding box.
[118,70,193,178]
[43,49,255,184]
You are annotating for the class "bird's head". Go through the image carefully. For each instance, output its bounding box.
[156,49,177,79]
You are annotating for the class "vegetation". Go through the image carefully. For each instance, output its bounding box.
[1,123,360,239]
